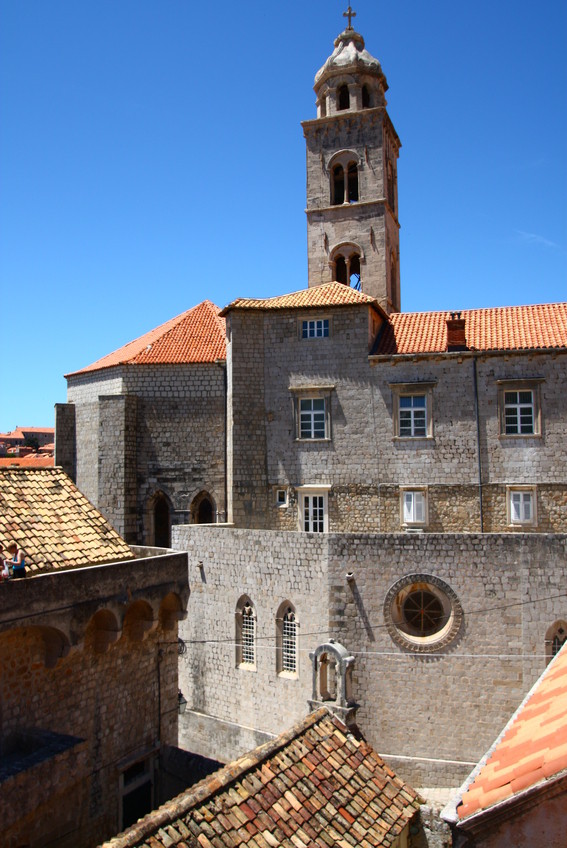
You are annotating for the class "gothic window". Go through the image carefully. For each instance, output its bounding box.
[335,255,347,284]
[276,602,298,675]
[147,491,171,547]
[347,163,358,202]
[236,597,256,668]
[387,160,395,212]
[190,491,216,524]
[337,84,350,111]
[333,252,360,287]
[331,164,344,205]
[362,84,371,108]
[546,621,567,663]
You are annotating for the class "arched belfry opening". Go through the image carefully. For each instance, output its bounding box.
[191,491,216,524]
[337,84,350,111]
[331,243,362,289]
[309,640,358,727]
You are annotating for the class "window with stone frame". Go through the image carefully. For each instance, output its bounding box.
[235,597,256,668]
[391,382,435,439]
[497,380,542,437]
[297,487,330,533]
[400,488,428,527]
[507,486,537,527]
[291,386,334,441]
[276,602,298,675]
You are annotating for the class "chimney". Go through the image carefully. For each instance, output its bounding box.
[446,312,467,352]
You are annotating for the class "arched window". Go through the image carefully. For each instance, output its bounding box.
[236,597,256,668]
[333,252,360,288]
[335,255,347,284]
[331,164,344,205]
[362,85,371,108]
[337,84,350,111]
[276,603,298,675]
[545,621,567,664]
[387,160,395,212]
[347,163,358,202]
[147,491,171,547]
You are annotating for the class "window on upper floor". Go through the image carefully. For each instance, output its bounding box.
[235,597,256,669]
[301,491,328,533]
[546,621,567,664]
[302,318,329,339]
[401,488,428,528]
[498,380,542,437]
[300,398,327,439]
[337,84,350,110]
[334,252,360,288]
[347,163,358,202]
[391,383,435,439]
[507,486,537,527]
[362,84,371,108]
[331,164,345,205]
[276,602,298,675]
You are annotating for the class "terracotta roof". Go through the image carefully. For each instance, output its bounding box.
[221,281,382,315]
[456,643,567,820]
[0,467,134,574]
[375,303,567,355]
[66,300,226,377]
[101,708,421,848]
[0,455,54,468]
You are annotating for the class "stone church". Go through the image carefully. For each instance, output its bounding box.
[55,16,567,789]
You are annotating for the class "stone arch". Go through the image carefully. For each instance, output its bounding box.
[159,592,185,632]
[122,600,155,643]
[0,625,71,669]
[276,600,298,675]
[330,241,363,287]
[235,595,256,668]
[328,150,360,207]
[146,490,172,547]
[190,490,216,524]
[86,609,121,654]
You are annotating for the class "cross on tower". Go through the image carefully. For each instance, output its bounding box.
[343,5,356,29]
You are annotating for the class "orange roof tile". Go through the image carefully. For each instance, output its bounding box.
[0,455,54,468]
[101,708,421,848]
[456,643,567,820]
[221,281,382,314]
[0,467,134,574]
[66,300,226,377]
[376,302,567,355]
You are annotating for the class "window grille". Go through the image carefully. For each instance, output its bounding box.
[282,608,297,672]
[241,602,255,665]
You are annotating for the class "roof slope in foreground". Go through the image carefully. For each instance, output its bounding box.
[101,708,421,848]
[376,302,567,355]
[453,642,567,822]
[67,300,226,377]
[0,467,134,574]
[221,281,381,314]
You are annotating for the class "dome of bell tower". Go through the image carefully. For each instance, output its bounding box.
[314,28,387,92]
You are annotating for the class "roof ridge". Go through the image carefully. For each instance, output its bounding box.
[102,708,333,848]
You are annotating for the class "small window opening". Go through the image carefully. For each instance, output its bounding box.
[349,254,361,289]
[335,256,347,284]
[362,85,371,108]
[331,164,344,205]
[387,160,395,212]
[154,496,170,547]
[337,85,350,111]
[318,652,337,700]
[197,498,213,524]
[347,163,358,202]
[241,602,255,665]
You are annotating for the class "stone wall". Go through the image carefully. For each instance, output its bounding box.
[174,525,567,788]
[0,553,188,848]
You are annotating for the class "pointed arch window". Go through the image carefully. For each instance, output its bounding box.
[337,84,350,111]
[236,597,256,668]
[276,603,298,675]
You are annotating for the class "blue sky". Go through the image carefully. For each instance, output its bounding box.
[1,0,565,432]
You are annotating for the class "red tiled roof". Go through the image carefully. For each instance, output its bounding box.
[0,467,134,574]
[101,708,421,848]
[221,281,382,314]
[457,644,567,820]
[66,300,226,377]
[0,455,54,468]
[376,303,567,354]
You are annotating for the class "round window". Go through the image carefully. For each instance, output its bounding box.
[384,574,463,653]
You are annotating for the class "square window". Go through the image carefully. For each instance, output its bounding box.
[400,489,428,527]
[507,487,537,526]
[302,318,329,339]
[498,381,542,437]
[276,489,288,506]
[300,398,326,439]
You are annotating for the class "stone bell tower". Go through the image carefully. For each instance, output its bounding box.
[302,8,401,312]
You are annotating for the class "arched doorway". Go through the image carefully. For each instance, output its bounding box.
[148,491,171,547]
[190,491,216,524]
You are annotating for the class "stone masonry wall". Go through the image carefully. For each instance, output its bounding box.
[54,402,76,481]
[174,525,567,788]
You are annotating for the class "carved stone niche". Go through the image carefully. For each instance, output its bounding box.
[308,639,358,726]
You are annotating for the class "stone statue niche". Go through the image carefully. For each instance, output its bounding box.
[308,639,358,727]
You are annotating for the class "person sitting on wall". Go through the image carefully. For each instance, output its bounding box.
[4,541,26,579]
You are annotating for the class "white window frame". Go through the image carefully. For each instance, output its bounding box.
[400,487,428,528]
[497,380,543,438]
[276,602,299,677]
[297,485,330,533]
[290,386,334,442]
[301,318,330,339]
[507,486,537,527]
[235,597,257,670]
[391,382,435,440]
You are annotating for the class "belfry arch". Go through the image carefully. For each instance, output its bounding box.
[190,490,216,524]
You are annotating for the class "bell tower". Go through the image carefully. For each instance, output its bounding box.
[302,8,401,312]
